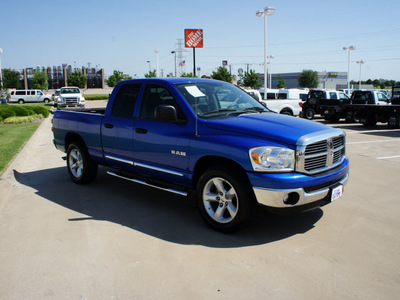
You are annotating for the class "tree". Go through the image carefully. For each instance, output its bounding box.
[211,67,233,83]
[243,69,261,89]
[2,69,21,89]
[181,72,197,78]
[32,71,48,90]
[67,70,88,88]
[277,78,286,89]
[144,70,157,78]
[298,70,319,88]
[105,70,132,87]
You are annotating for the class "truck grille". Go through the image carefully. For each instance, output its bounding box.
[64,97,79,105]
[296,133,345,174]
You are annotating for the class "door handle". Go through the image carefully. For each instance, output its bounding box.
[136,128,147,134]
[104,123,114,129]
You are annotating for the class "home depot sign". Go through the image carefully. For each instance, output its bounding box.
[185,29,203,48]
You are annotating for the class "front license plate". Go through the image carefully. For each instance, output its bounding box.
[331,185,343,202]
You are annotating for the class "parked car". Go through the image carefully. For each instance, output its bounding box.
[9,89,52,104]
[55,87,85,108]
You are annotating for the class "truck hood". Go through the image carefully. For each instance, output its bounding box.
[60,93,82,98]
[204,112,332,146]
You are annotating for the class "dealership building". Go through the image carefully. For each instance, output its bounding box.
[259,71,348,90]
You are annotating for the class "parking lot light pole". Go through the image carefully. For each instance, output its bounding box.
[357,60,365,89]
[267,55,274,89]
[257,6,275,100]
[171,51,177,77]
[155,49,160,78]
[0,48,3,89]
[147,61,151,73]
[343,45,356,94]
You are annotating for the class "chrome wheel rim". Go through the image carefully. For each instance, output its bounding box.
[69,149,83,179]
[202,177,238,224]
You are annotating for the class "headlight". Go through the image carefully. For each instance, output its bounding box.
[249,146,295,172]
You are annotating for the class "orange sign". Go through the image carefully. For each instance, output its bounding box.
[185,29,203,48]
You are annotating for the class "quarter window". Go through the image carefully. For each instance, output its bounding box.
[111,84,141,118]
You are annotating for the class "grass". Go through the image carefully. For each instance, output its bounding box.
[0,122,41,176]
[84,94,109,100]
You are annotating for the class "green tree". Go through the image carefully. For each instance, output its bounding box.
[106,70,131,87]
[2,69,21,89]
[277,78,286,89]
[67,70,88,88]
[181,72,197,78]
[243,69,261,89]
[32,71,48,90]
[144,70,157,78]
[211,67,233,83]
[298,70,319,88]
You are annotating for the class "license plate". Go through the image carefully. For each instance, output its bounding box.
[324,110,329,114]
[331,185,343,202]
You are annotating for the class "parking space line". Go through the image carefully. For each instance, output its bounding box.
[377,155,400,160]
[347,139,400,145]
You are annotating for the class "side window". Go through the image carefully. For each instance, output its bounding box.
[37,91,43,95]
[31,91,36,96]
[16,91,25,96]
[140,84,186,122]
[330,92,338,100]
[111,84,141,118]
[340,93,349,100]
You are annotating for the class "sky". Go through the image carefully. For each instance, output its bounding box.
[1,0,400,82]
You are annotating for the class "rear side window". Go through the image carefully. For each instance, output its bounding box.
[329,92,338,100]
[31,91,36,95]
[16,91,26,96]
[111,84,141,118]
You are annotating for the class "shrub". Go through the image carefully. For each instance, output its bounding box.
[8,106,30,116]
[84,94,109,100]
[0,107,17,119]
[29,106,50,118]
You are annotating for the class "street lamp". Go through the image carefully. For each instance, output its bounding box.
[147,60,151,73]
[256,6,275,100]
[343,45,356,94]
[357,60,365,89]
[171,51,177,77]
[0,48,3,89]
[155,49,160,78]
[267,55,274,89]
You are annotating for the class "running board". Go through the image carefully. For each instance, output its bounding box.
[107,171,188,197]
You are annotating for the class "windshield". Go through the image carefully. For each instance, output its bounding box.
[60,88,80,94]
[175,81,268,118]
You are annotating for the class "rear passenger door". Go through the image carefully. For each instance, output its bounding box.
[102,83,142,171]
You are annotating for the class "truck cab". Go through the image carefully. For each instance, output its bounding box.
[351,90,390,105]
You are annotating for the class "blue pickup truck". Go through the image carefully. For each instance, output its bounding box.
[52,78,349,231]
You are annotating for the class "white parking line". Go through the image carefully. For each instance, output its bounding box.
[347,139,400,145]
[377,155,400,160]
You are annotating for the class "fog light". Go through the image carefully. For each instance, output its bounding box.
[283,192,300,206]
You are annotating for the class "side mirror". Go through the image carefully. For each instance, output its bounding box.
[155,105,177,122]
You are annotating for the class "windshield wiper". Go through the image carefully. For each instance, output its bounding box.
[201,109,238,116]
[243,107,266,113]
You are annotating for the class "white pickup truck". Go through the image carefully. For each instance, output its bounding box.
[55,87,85,108]
[248,88,306,116]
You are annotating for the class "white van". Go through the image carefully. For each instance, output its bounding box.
[10,90,52,104]
[277,89,309,101]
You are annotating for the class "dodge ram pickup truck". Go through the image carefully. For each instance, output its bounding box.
[52,78,349,231]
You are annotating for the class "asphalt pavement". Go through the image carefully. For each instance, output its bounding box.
[1,113,400,299]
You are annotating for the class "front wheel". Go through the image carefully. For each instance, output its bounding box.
[196,167,257,232]
[67,142,98,184]
[305,108,315,120]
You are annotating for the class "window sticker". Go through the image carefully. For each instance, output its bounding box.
[185,86,205,97]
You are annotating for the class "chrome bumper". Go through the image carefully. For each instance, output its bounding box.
[253,173,349,208]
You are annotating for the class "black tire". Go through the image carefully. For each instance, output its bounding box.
[18,99,24,104]
[305,108,315,120]
[66,141,98,184]
[44,98,50,103]
[196,167,257,232]
[280,109,293,116]
[362,115,377,127]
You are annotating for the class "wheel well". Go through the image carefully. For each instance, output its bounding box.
[65,133,86,152]
[280,108,293,115]
[192,156,249,188]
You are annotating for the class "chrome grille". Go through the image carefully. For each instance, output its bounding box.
[64,97,79,105]
[296,131,346,175]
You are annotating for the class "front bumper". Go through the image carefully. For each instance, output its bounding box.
[253,172,348,209]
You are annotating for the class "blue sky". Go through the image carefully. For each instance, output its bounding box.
[1,0,399,81]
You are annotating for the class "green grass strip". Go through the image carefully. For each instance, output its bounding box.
[0,123,41,176]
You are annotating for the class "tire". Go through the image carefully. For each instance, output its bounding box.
[44,99,50,103]
[280,109,293,116]
[362,115,377,127]
[66,141,98,184]
[196,167,257,232]
[305,108,315,120]
[18,99,24,104]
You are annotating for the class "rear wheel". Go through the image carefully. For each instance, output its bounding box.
[196,167,257,232]
[280,109,293,116]
[305,108,315,120]
[18,99,24,104]
[67,141,98,184]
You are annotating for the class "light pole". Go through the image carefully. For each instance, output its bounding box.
[357,60,365,89]
[267,55,274,89]
[256,6,275,100]
[155,49,160,78]
[0,48,3,89]
[343,45,356,94]
[171,51,177,77]
[147,60,151,73]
